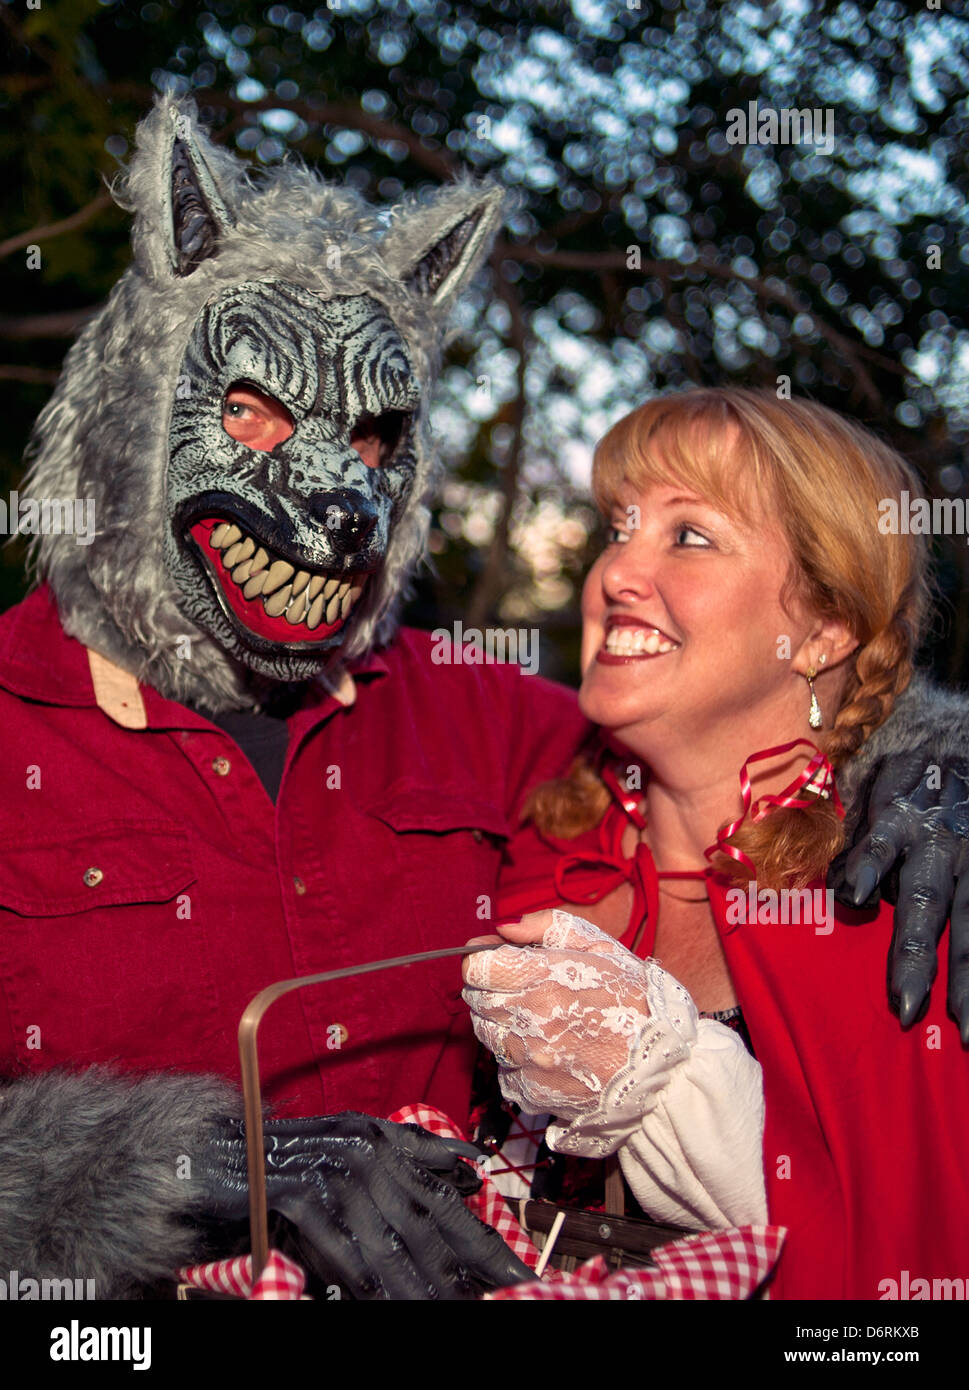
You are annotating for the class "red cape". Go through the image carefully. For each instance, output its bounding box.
[499,807,969,1300]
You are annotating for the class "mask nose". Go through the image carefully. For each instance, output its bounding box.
[308,491,378,555]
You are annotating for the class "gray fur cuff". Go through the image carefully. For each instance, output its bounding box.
[0,1067,242,1299]
[838,672,969,812]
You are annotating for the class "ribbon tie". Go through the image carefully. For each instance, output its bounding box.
[548,763,652,947]
[703,739,845,876]
[553,842,638,908]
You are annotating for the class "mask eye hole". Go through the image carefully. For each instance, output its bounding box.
[350,410,409,468]
[222,383,294,451]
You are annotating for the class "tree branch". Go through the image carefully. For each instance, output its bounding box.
[508,241,906,386]
[0,365,60,384]
[0,191,113,261]
[0,309,99,340]
[465,266,528,629]
[101,82,462,184]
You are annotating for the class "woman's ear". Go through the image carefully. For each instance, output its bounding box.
[794,618,859,675]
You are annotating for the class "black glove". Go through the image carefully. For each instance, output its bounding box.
[830,752,969,1040]
[197,1110,534,1299]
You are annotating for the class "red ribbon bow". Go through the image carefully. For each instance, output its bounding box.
[703,739,844,875]
[599,740,843,880]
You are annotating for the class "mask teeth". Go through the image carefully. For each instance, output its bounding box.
[209,523,367,631]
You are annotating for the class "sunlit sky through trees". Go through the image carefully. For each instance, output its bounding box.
[3,0,969,679]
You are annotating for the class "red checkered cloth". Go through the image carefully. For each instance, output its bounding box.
[487,1226,786,1300]
[178,1249,306,1300]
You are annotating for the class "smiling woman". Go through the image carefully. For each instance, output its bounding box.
[535,388,930,889]
[469,387,969,1300]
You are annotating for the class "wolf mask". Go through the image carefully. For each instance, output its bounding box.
[22,97,503,711]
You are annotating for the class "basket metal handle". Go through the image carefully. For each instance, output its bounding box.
[238,941,502,1282]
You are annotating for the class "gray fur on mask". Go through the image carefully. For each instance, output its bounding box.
[21,96,503,711]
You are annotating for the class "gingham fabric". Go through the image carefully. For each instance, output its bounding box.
[178,1249,306,1300]
[487,1225,786,1300]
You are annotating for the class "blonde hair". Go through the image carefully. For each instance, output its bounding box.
[528,388,933,889]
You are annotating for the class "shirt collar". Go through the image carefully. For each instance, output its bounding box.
[0,583,389,729]
[87,648,147,729]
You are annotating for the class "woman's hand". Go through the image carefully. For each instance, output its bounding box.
[463,911,767,1230]
[461,909,654,1120]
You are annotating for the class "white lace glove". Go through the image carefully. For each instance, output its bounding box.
[462,909,767,1230]
[463,909,658,1119]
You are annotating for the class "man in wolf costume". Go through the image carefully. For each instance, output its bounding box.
[1,98,968,1300]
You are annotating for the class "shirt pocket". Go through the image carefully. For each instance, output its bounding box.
[0,820,220,1070]
[366,785,509,1014]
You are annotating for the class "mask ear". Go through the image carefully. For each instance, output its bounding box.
[168,110,235,276]
[124,97,239,282]
[383,181,504,312]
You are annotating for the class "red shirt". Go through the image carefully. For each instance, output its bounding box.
[501,802,969,1301]
[0,586,588,1124]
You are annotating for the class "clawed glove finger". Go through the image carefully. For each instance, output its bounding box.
[843,800,917,909]
[946,875,969,1045]
[889,847,948,1027]
[246,1111,483,1172]
[880,768,969,1028]
[838,751,929,905]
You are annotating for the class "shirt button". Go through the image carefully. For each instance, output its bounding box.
[83,867,103,888]
[293,876,307,895]
[212,756,231,776]
[472,829,484,843]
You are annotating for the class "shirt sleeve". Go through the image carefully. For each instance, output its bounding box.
[545,959,768,1231]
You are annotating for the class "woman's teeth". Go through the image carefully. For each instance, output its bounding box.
[209,522,365,630]
[604,627,678,656]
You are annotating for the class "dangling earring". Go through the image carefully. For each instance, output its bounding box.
[805,654,826,730]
